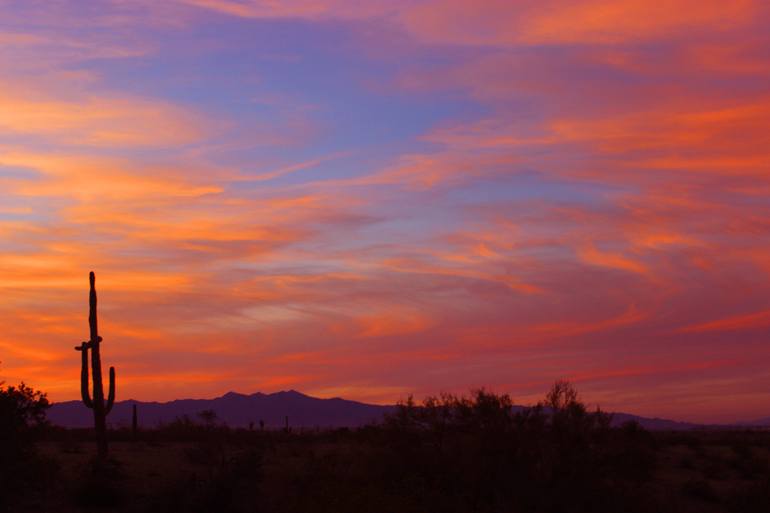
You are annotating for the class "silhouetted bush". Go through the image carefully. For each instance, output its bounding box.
[0,382,57,512]
[374,382,658,513]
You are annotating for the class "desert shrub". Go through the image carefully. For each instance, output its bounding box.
[0,382,49,429]
[605,420,657,482]
[0,382,57,512]
[376,382,658,513]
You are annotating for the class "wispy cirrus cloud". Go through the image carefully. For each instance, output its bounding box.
[402,0,757,46]
[0,86,207,148]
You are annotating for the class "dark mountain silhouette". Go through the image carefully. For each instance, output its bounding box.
[48,390,395,429]
[47,389,717,430]
[608,412,701,431]
[742,416,770,427]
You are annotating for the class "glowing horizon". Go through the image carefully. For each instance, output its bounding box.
[1,1,770,424]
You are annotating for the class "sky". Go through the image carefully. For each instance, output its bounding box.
[1,0,769,424]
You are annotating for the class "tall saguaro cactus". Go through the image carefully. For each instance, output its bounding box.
[75,272,116,458]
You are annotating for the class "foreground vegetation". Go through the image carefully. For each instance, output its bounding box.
[3,382,770,513]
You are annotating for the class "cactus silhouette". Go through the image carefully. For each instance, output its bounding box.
[74,272,116,458]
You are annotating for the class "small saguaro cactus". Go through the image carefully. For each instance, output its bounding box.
[74,272,116,458]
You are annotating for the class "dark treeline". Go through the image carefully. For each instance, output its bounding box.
[2,380,770,513]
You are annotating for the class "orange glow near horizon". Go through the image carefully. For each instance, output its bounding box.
[1,1,770,424]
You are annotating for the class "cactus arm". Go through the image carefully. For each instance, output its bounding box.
[77,342,94,409]
[105,366,116,414]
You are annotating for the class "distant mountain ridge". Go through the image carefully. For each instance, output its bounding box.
[48,390,393,429]
[47,389,755,431]
[742,416,770,427]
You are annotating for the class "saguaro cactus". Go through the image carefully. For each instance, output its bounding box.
[75,272,116,458]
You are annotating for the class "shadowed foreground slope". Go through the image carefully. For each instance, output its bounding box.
[7,385,770,513]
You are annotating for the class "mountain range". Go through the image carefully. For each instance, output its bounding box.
[741,416,770,427]
[46,390,768,431]
[48,390,392,429]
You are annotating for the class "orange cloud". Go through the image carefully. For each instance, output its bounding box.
[549,97,770,176]
[403,0,756,46]
[679,309,770,333]
[577,246,647,275]
[356,308,433,338]
[0,83,206,147]
[532,305,645,337]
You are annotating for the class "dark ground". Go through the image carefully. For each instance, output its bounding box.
[7,426,770,512]
[4,387,770,513]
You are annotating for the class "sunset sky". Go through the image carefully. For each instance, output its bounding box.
[1,1,769,423]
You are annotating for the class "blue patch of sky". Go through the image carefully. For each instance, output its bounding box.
[77,16,483,180]
[0,168,56,224]
[446,171,626,206]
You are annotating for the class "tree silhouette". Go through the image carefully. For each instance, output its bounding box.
[198,409,218,428]
[0,381,50,438]
[544,379,579,411]
[0,381,53,512]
